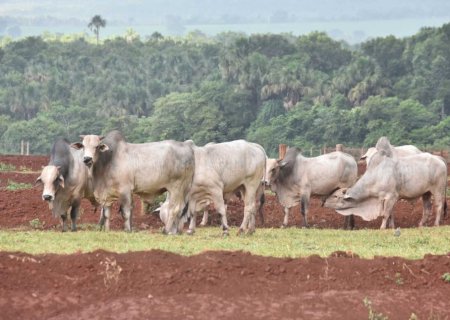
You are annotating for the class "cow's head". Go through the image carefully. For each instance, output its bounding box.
[36,165,64,203]
[267,148,298,193]
[71,135,108,167]
[154,200,187,235]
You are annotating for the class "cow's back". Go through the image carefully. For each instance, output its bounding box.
[119,140,195,195]
[395,153,447,198]
[302,152,357,194]
[200,140,265,191]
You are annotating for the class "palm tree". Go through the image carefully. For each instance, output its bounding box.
[88,15,106,45]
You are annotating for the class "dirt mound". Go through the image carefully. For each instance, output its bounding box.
[0,250,449,319]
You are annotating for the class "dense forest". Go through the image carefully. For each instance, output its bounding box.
[0,23,450,156]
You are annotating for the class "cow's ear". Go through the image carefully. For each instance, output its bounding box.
[79,135,85,139]
[57,175,65,188]
[98,143,109,152]
[71,142,84,150]
[35,177,43,185]
[99,136,105,140]
[343,194,354,201]
[153,206,161,213]
[279,160,287,168]
[360,154,367,160]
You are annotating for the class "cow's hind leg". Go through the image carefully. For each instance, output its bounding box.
[419,192,432,227]
[212,194,229,236]
[239,193,257,235]
[433,193,445,226]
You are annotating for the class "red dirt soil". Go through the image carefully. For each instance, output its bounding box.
[1,155,450,319]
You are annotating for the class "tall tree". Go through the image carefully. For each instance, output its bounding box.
[88,15,106,45]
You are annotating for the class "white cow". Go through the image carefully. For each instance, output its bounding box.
[161,140,267,235]
[37,138,97,232]
[71,130,195,234]
[268,148,358,228]
[325,150,448,228]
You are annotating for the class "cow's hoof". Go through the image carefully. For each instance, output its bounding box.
[237,228,245,236]
[186,229,195,235]
[246,229,255,235]
[280,224,287,229]
[161,227,168,235]
[222,230,229,237]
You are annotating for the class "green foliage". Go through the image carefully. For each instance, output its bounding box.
[29,218,45,230]
[6,180,33,191]
[0,25,450,153]
[0,162,15,171]
[0,226,449,258]
[442,273,450,283]
[363,298,389,320]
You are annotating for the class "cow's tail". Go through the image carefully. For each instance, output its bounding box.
[444,196,448,219]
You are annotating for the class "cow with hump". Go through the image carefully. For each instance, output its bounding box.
[36,138,97,232]
[71,130,195,234]
[159,140,266,235]
[325,147,448,229]
[267,147,358,229]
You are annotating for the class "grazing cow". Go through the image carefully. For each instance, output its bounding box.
[71,131,195,234]
[268,148,358,228]
[160,140,266,235]
[361,137,422,167]
[324,150,448,229]
[36,138,97,232]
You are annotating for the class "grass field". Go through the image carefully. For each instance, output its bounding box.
[1,226,449,259]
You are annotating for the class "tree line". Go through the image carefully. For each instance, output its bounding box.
[0,24,449,157]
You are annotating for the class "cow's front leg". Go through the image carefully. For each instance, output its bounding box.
[120,194,133,232]
[61,213,68,232]
[344,215,355,230]
[199,210,208,226]
[99,206,111,231]
[300,195,310,228]
[187,208,197,235]
[281,207,290,228]
[70,200,80,232]
[380,197,396,229]
[212,194,229,236]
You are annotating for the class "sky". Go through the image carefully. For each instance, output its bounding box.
[1,0,450,43]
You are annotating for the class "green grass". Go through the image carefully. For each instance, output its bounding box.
[0,226,449,258]
[0,162,16,172]
[5,180,33,191]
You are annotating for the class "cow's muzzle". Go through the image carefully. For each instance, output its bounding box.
[83,156,93,167]
[43,194,54,201]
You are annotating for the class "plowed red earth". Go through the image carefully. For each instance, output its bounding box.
[1,155,450,319]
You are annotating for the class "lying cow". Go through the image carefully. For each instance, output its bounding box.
[325,150,448,228]
[160,140,266,235]
[36,138,97,231]
[268,148,358,228]
[71,131,195,233]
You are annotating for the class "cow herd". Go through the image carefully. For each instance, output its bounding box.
[36,132,448,234]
